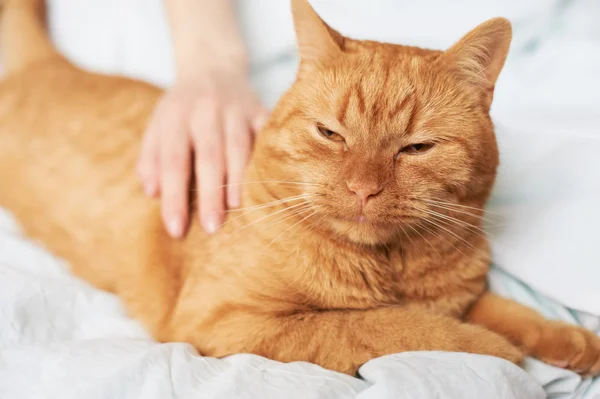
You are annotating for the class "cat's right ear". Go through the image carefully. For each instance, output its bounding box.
[444,17,512,106]
[291,0,344,63]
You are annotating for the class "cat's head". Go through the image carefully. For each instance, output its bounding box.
[252,0,511,245]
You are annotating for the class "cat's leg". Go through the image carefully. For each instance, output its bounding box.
[188,305,523,375]
[466,292,600,375]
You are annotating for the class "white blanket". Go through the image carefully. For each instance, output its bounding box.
[1,209,599,398]
[1,0,599,398]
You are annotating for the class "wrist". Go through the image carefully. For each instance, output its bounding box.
[175,48,249,83]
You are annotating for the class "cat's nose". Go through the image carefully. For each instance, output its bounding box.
[347,181,383,210]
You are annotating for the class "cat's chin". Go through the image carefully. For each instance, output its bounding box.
[325,217,399,246]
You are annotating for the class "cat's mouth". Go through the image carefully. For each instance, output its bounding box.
[316,199,414,233]
[324,214,403,245]
[331,211,419,230]
[335,214,392,228]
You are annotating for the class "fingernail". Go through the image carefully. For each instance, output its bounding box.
[202,213,220,234]
[167,218,183,238]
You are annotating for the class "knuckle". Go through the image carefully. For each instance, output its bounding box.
[197,155,217,171]
[162,154,187,175]
[136,159,156,178]
[162,103,186,122]
[201,189,219,202]
[226,121,249,138]
[234,138,249,153]
[161,185,187,208]
[228,139,249,156]
[136,165,150,180]
[195,144,212,159]
[195,142,220,163]
[194,96,220,115]
[200,196,223,214]
[227,133,250,162]
[197,155,219,173]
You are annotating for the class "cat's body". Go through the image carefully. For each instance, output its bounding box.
[0,0,598,376]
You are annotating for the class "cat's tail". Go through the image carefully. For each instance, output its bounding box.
[0,0,61,75]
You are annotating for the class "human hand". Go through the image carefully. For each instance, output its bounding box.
[137,68,268,238]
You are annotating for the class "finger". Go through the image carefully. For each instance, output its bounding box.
[250,104,270,135]
[137,105,162,197]
[159,105,192,238]
[251,111,270,136]
[224,109,252,209]
[191,99,225,234]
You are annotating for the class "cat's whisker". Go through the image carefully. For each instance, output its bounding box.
[266,210,319,249]
[226,204,317,248]
[224,194,315,213]
[189,190,319,210]
[232,201,314,234]
[426,212,489,244]
[395,224,423,259]
[420,198,501,217]
[414,200,498,225]
[395,224,412,248]
[403,222,440,259]
[306,214,327,235]
[221,194,317,225]
[219,181,322,188]
[400,205,483,252]
[228,193,315,214]
[261,205,322,235]
[410,222,439,250]
[190,182,322,193]
[424,209,489,237]
[417,220,468,258]
[378,237,391,253]
[420,217,480,254]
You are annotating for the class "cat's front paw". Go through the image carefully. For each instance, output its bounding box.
[529,322,600,376]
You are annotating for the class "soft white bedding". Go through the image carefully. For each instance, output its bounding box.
[1,0,599,398]
[1,208,598,398]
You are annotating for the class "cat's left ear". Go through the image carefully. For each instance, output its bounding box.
[291,0,345,63]
[445,17,512,103]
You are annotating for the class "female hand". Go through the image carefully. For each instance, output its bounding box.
[137,67,269,238]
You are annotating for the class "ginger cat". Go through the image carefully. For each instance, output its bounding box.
[0,0,599,376]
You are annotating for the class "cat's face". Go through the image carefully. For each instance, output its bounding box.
[253,0,511,245]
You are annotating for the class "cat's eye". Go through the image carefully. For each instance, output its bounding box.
[398,143,435,155]
[317,125,345,142]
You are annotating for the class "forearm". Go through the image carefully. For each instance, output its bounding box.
[164,0,248,80]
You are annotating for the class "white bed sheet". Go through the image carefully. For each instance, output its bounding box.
[1,209,599,398]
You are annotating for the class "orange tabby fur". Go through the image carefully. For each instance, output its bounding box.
[0,0,598,376]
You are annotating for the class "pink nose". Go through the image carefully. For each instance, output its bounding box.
[347,181,383,210]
